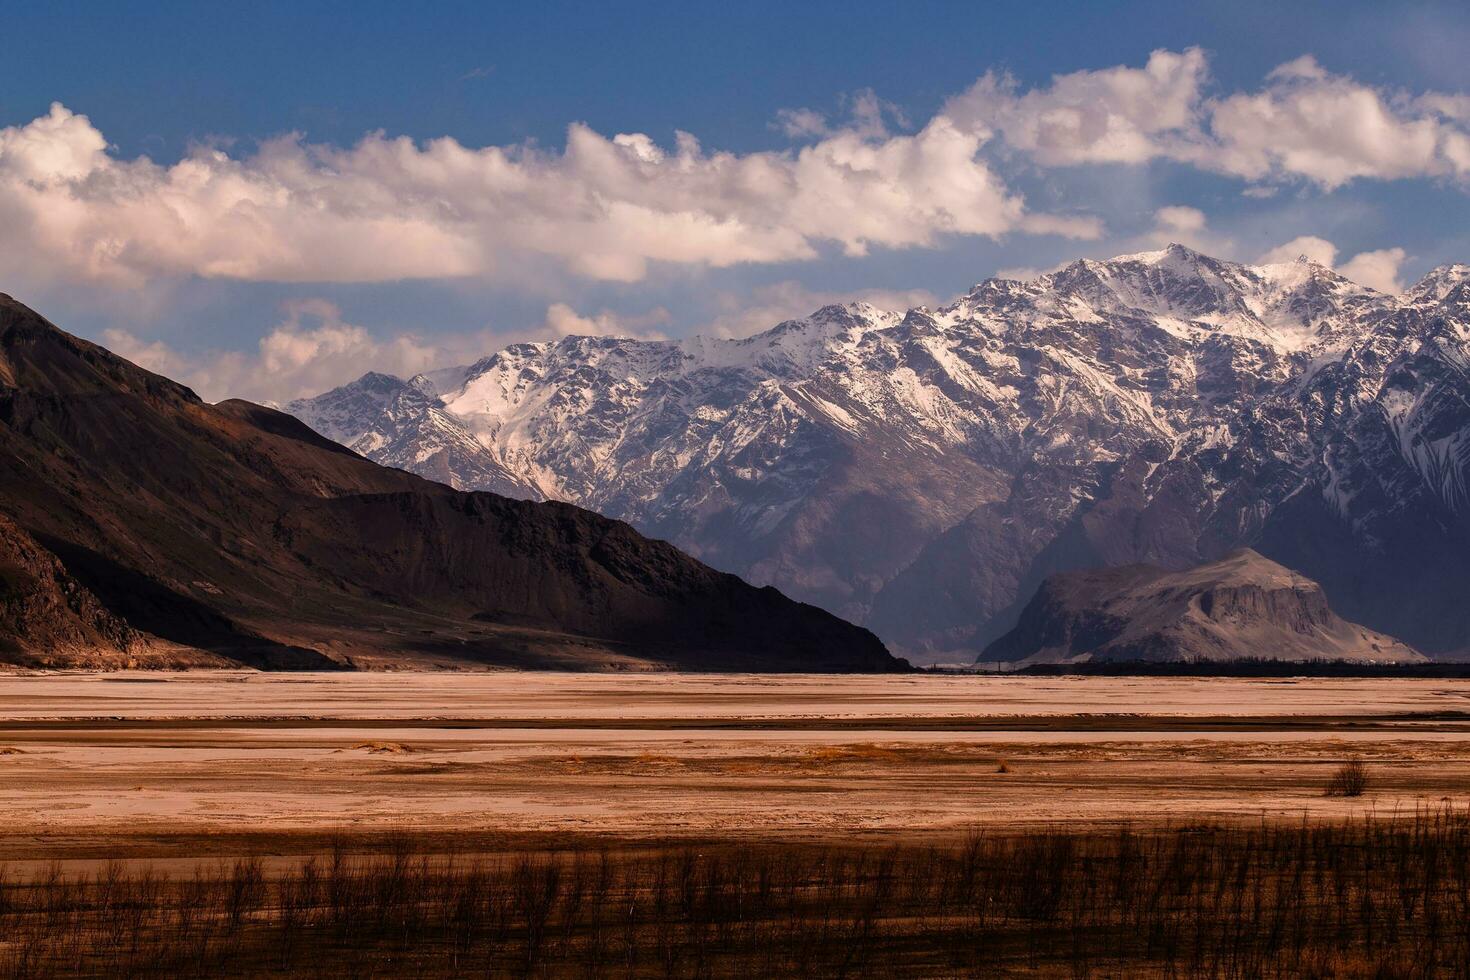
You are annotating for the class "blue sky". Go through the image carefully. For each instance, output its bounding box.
[4,1,1470,401]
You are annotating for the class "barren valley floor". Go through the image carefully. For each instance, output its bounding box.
[1,672,1468,862]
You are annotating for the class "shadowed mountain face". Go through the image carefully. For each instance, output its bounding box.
[982,550,1424,665]
[291,246,1470,661]
[0,294,903,672]
[0,513,161,668]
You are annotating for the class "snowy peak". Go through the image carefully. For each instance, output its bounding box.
[1029,244,1379,350]
[1407,264,1470,304]
[287,245,1470,661]
[286,372,423,448]
[684,302,899,377]
[947,244,1381,353]
[287,371,538,499]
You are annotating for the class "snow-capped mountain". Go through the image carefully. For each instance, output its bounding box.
[288,371,538,499]
[288,244,1470,661]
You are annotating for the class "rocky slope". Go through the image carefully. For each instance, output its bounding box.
[981,550,1424,665]
[0,294,903,672]
[0,513,162,667]
[290,245,1470,661]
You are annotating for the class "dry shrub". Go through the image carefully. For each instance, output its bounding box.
[1325,758,1369,797]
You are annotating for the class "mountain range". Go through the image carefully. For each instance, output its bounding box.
[291,245,1470,663]
[0,293,900,672]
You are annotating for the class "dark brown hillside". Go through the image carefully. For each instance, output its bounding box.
[0,294,903,672]
[0,513,169,667]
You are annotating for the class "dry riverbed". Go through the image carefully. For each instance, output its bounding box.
[1,672,1468,861]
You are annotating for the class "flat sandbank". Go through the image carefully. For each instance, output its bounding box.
[0,672,1467,861]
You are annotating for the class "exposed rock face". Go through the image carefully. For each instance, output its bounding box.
[982,550,1424,665]
[0,294,903,672]
[0,513,151,667]
[289,245,1470,661]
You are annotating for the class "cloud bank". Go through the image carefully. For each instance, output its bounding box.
[104,298,686,403]
[3,48,1464,293]
[0,103,1094,291]
[948,48,1470,190]
[101,299,480,404]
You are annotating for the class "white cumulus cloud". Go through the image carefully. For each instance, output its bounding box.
[1338,248,1409,293]
[1256,235,1342,267]
[103,299,496,404]
[1208,56,1470,189]
[0,102,1099,291]
[100,298,688,403]
[4,51,1457,298]
[945,48,1211,166]
[541,302,670,340]
[946,48,1470,190]
[1139,205,1233,256]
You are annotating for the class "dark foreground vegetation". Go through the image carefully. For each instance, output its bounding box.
[5,811,1470,977]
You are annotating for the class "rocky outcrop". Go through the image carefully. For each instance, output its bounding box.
[0,514,145,666]
[981,550,1424,665]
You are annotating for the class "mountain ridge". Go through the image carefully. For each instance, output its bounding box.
[290,245,1470,662]
[0,292,904,672]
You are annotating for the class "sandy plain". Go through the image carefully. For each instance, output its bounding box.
[1,672,1468,862]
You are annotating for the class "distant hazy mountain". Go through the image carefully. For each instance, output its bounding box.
[981,550,1424,665]
[291,245,1470,662]
[0,294,901,672]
